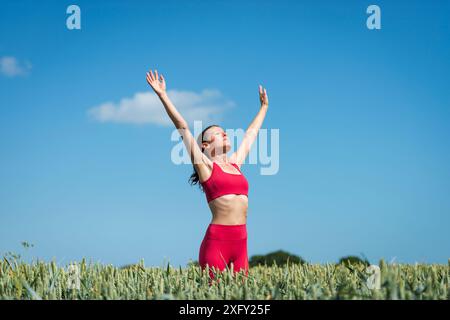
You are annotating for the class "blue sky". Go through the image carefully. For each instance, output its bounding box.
[1,0,449,267]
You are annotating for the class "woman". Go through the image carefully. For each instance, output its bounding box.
[146,69,269,282]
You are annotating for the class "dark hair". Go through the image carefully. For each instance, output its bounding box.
[188,124,221,191]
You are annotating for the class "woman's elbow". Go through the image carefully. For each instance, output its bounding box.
[175,121,188,130]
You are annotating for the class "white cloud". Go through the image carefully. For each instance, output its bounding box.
[87,89,235,126]
[0,56,32,77]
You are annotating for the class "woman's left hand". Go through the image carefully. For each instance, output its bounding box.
[259,85,269,107]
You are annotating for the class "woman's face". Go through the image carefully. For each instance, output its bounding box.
[203,126,230,153]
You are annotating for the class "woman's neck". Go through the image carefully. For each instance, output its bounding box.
[211,154,228,164]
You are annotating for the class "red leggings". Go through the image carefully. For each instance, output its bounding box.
[199,223,249,281]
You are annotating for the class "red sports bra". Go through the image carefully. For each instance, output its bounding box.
[200,162,249,203]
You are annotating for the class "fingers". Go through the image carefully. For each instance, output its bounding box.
[259,84,268,99]
[260,85,267,94]
[258,84,268,105]
[147,72,154,85]
[147,69,165,83]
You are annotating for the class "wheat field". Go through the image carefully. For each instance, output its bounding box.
[0,257,448,300]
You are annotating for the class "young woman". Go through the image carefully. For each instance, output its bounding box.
[146,69,269,282]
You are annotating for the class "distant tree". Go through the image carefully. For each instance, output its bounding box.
[338,255,370,267]
[249,250,306,267]
[187,260,200,267]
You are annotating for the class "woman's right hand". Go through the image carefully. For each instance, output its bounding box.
[146,69,166,96]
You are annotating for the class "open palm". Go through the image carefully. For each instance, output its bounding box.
[146,69,166,95]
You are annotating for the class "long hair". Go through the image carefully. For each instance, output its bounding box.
[188,124,220,191]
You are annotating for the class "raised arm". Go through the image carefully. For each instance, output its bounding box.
[229,85,269,167]
[146,69,211,166]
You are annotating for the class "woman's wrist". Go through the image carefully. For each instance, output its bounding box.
[157,91,168,99]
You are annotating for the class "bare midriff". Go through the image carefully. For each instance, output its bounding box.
[208,194,248,225]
